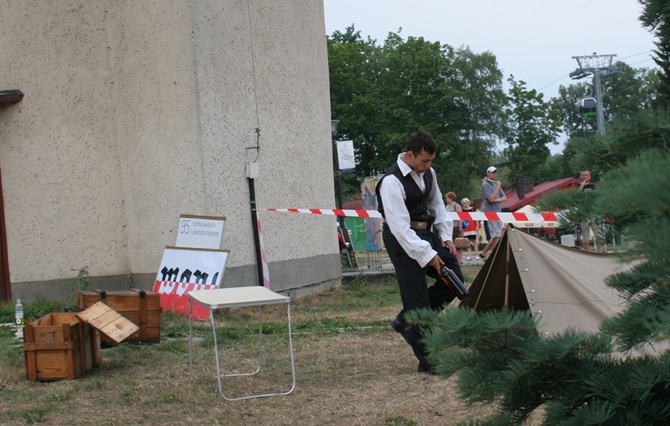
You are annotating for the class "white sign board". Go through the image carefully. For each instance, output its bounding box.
[336,140,356,172]
[175,214,226,249]
[153,246,230,319]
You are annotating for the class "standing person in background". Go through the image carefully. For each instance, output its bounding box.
[444,192,463,264]
[460,198,480,260]
[480,178,491,244]
[377,130,463,375]
[578,169,599,251]
[480,166,506,259]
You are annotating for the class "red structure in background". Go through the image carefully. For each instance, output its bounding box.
[501,177,581,212]
[504,176,581,240]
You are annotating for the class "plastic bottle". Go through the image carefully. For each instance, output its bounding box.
[15,298,24,329]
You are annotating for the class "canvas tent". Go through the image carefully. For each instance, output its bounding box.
[460,226,635,336]
[510,204,559,229]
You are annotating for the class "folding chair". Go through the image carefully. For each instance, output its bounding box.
[187,286,296,401]
[338,226,358,268]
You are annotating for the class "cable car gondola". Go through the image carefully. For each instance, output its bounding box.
[577,97,597,117]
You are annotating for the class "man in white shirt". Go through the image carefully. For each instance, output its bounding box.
[376,130,463,375]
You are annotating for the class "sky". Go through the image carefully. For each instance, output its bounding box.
[323,0,657,96]
[323,0,658,152]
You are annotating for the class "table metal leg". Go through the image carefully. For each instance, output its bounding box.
[215,302,296,401]
[224,305,263,377]
[188,298,194,375]
[210,308,226,397]
[285,302,297,395]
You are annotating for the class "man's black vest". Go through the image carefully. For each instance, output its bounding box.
[376,161,433,223]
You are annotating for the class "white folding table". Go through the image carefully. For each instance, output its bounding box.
[188,286,296,401]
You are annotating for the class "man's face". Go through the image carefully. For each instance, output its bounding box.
[487,170,498,180]
[406,149,435,173]
[581,171,591,181]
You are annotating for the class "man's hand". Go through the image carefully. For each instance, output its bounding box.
[440,239,457,255]
[428,254,444,275]
[488,181,502,202]
[445,239,457,255]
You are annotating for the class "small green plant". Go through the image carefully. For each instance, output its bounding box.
[22,407,47,424]
[66,266,90,304]
[72,266,90,292]
[0,300,15,323]
[51,392,70,402]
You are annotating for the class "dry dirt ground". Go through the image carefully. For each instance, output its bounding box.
[1,328,497,425]
[0,264,542,425]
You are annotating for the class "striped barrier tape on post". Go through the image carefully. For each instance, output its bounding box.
[264,208,560,223]
[256,217,271,288]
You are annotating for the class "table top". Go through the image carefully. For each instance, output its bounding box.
[188,286,290,309]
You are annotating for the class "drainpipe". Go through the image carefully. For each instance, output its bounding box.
[246,164,263,287]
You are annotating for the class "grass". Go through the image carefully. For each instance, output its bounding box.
[0,266,498,425]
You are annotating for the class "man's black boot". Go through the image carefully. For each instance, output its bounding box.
[417,362,437,375]
[390,317,405,333]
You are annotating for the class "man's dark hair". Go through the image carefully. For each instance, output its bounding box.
[407,130,437,156]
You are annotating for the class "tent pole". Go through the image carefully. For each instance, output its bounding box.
[504,228,510,306]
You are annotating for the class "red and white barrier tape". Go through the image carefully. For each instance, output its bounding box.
[256,217,271,288]
[264,208,559,223]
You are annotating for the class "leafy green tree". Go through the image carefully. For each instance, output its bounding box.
[501,76,562,185]
[538,153,567,182]
[605,63,659,120]
[377,33,461,160]
[328,29,508,199]
[445,47,507,198]
[551,62,660,139]
[328,25,661,206]
[640,0,670,107]
[327,26,384,199]
[375,33,502,200]
[551,81,594,138]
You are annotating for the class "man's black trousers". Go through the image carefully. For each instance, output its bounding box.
[383,225,464,368]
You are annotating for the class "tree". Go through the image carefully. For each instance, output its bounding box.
[640,0,670,107]
[445,47,507,198]
[376,33,461,163]
[328,29,508,200]
[551,62,660,139]
[551,81,599,138]
[605,63,659,120]
[501,76,561,185]
[328,26,660,205]
[327,26,384,199]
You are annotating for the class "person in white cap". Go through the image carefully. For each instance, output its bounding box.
[480,166,506,258]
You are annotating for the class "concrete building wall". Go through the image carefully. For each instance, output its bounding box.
[0,0,340,303]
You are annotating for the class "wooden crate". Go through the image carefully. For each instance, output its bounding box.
[23,312,101,381]
[77,288,161,345]
[77,302,140,344]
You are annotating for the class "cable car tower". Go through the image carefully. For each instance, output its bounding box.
[569,53,620,134]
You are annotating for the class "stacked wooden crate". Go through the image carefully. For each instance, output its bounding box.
[77,288,161,345]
